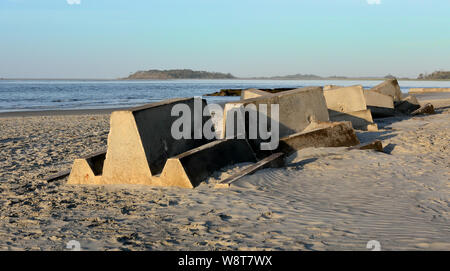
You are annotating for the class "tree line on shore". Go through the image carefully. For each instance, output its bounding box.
[123,69,450,80]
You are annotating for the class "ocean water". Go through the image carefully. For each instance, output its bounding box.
[0,79,449,113]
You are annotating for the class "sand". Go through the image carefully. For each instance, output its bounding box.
[0,100,449,251]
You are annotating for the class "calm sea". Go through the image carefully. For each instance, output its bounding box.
[1,79,449,113]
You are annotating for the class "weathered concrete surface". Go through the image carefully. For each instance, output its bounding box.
[68,98,212,186]
[160,139,257,188]
[133,98,211,174]
[412,103,436,115]
[363,89,395,118]
[100,98,211,185]
[324,85,367,113]
[329,109,376,131]
[395,95,421,114]
[215,153,284,188]
[323,86,377,130]
[240,89,271,100]
[370,79,403,102]
[276,122,360,156]
[69,138,256,188]
[223,87,330,139]
[67,150,107,185]
[409,88,450,94]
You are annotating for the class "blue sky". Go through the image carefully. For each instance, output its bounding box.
[0,0,449,78]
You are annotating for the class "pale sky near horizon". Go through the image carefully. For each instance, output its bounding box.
[0,0,449,79]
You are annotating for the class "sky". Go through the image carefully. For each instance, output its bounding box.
[0,0,449,79]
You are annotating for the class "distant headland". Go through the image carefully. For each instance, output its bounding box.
[124,69,236,80]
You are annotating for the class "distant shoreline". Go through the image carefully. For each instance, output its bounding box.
[2,78,450,81]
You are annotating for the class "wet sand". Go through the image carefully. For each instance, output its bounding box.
[0,98,449,251]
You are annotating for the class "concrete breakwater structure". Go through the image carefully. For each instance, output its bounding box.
[65,80,435,189]
[240,79,434,120]
[240,85,378,131]
[66,88,364,188]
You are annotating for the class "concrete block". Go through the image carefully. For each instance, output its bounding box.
[241,89,271,100]
[100,98,212,185]
[395,95,421,114]
[68,98,212,186]
[276,121,360,156]
[366,123,379,132]
[160,139,257,188]
[370,79,403,102]
[363,89,395,118]
[329,109,376,131]
[223,87,330,139]
[324,85,367,114]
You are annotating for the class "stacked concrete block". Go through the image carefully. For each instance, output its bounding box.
[370,79,403,102]
[323,85,377,130]
[276,121,360,156]
[68,98,218,187]
[223,87,330,139]
[395,95,421,114]
[363,89,395,118]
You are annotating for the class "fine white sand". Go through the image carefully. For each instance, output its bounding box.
[0,101,449,251]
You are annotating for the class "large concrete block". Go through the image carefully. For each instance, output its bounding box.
[323,86,376,130]
[69,138,256,188]
[323,85,367,113]
[223,87,330,139]
[160,139,257,188]
[240,89,271,100]
[363,89,395,118]
[276,122,360,156]
[329,109,376,131]
[395,95,421,114]
[69,98,212,186]
[370,79,403,102]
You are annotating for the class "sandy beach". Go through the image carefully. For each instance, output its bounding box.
[0,98,449,251]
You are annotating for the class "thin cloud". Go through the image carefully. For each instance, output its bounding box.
[67,0,81,5]
[367,0,381,5]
